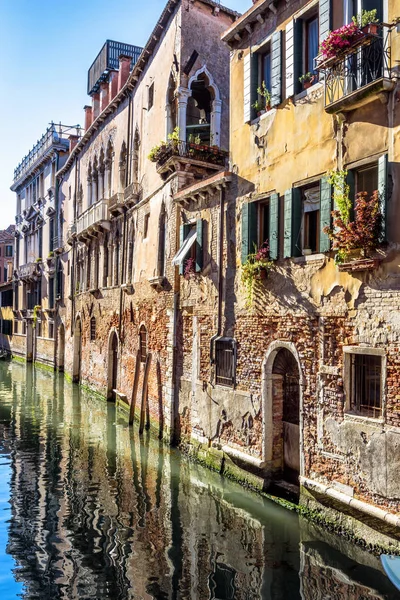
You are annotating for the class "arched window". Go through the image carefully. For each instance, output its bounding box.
[127,218,135,284]
[187,73,212,144]
[139,325,147,363]
[92,155,98,205]
[98,147,105,200]
[106,140,114,198]
[87,161,92,208]
[114,228,120,286]
[132,128,140,183]
[119,141,127,191]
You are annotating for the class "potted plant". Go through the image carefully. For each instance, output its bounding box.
[319,21,362,61]
[252,81,272,116]
[299,72,316,90]
[241,240,272,305]
[353,9,379,35]
[323,186,383,264]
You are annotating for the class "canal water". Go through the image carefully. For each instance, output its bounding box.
[0,362,398,600]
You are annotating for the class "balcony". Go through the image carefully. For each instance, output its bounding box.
[17,262,42,282]
[76,198,110,240]
[317,26,394,114]
[12,124,69,189]
[109,183,142,215]
[153,140,229,179]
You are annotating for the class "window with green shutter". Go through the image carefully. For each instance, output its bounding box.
[271,31,282,107]
[241,201,258,264]
[242,199,280,263]
[319,177,332,253]
[244,53,258,122]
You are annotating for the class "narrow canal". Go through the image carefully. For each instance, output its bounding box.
[0,362,397,600]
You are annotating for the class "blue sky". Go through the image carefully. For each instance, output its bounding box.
[0,0,248,230]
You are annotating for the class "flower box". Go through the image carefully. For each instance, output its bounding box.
[338,258,381,273]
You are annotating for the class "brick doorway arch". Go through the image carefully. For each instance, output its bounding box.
[262,341,304,482]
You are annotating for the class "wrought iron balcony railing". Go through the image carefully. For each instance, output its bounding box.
[13,124,69,184]
[76,198,110,238]
[317,26,393,113]
[156,140,229,170]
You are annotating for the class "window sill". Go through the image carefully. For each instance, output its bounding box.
[294,81,323,102]
[250,107,277,125]
[344,411,384,425]
[293,253,326,264]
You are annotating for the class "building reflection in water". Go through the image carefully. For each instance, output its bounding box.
[0,362,397,599]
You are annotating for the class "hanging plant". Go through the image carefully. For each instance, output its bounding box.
[324,190,383,263]
[241,240,272,305]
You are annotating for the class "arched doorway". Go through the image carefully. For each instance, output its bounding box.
[73,317,82,383]
[272,348,300,483]
[58,323,65,372]
[262,342,302,484]
[107,331,119,401]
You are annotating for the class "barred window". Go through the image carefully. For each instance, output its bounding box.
[350,353,382,418]
[90,317,96,341]
[139,325,147,363]
[215,338,236,388]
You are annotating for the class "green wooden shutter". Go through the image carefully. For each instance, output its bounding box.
[286,19,295,98]
[320,177,332,253]
[284,190,293,258]
[346,169,355,221]
[294,19,303,96]
[241,202,258,264]
[292,187,302,257]
[271,31,282,107]
[378,153,388,241]
[244,53,258,122]
[269,193,279,260]
[319,0,331,45]
[195,219,203,272]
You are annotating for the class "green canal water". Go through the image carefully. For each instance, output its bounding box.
[0,361,398,599]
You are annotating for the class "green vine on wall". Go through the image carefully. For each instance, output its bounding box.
[327,169,351,224]
[32,305,41,329]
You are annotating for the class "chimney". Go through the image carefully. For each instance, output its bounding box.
[100,81,109,112]
[84,105,93,130]
[69,135,79,152]
[118,55,132,92]
[92,92,100,120]
[109,70,119,101]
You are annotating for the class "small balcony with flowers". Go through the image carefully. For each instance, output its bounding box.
[148,128,229,183]
[316,12,396,114]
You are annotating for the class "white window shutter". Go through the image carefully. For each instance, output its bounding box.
[286,19,294,99]
[243,52,252,123]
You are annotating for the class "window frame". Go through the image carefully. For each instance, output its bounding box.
[301,182,321,254]
[214,337,236,388]
[343,346,386,421]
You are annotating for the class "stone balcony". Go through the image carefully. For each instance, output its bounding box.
[17,262,42,282]
[109,182,142,215]
[153,140,229,182]
[75,198,111,241]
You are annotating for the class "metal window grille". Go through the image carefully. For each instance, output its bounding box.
[350,354,382,418]
[139,326,147,363]
[90,317,96,341]
[215,339,235,387]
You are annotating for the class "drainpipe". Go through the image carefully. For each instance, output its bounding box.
[118,91,132,342]
[53,151,60,370]
[71,156,79,335]
[210,186,225,362]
